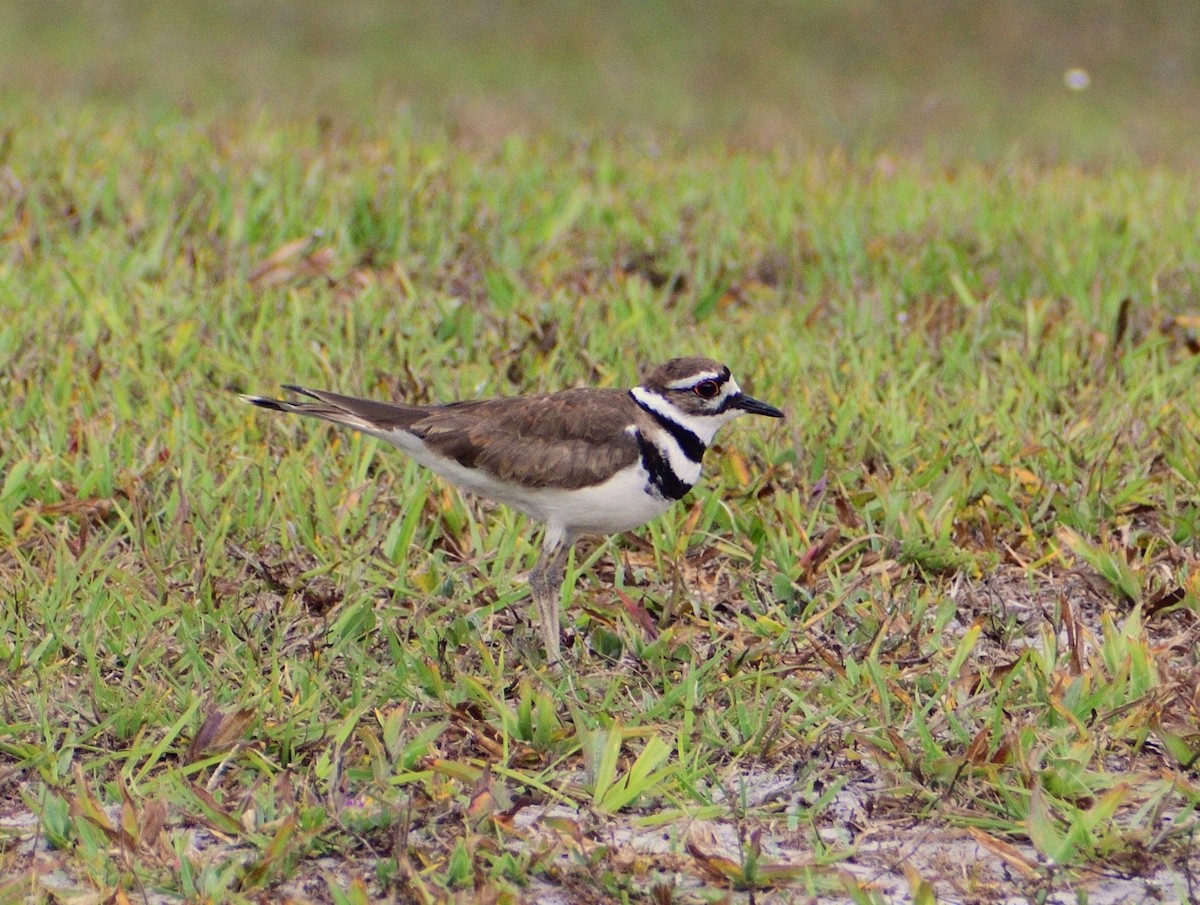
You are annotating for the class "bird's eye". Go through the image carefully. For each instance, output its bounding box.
[694,380,720,399]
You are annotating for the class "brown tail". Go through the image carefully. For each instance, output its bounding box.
[241,385,425,432]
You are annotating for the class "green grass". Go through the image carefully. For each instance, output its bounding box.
[5,1,1200,162]
[2,106,1199,902]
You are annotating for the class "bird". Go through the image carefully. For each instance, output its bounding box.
[242,357,784,663]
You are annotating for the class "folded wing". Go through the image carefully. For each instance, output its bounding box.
[245,386,642,491]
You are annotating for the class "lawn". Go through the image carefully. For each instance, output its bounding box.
[2,4,1200,903]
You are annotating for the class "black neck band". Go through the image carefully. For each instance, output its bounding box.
[634,432,692,500]
[630,392,707,464]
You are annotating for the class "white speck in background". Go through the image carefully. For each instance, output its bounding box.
[1064,68,1091,91]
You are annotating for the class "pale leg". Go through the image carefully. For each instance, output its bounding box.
[529,527,571,664]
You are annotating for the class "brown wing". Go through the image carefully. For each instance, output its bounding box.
[246,385,642,491]
[409,388,640,490]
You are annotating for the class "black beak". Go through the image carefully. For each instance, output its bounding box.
[729,392,784,418]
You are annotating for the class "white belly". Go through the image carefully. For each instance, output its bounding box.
[519,462,676,535]
[368,427,676,537]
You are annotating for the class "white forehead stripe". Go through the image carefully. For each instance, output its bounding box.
[665,370,724,390]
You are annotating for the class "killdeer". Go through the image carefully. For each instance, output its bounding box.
[243,357,783,663]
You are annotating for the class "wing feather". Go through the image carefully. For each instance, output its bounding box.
[410,389,640,489]
[249,386,642,491]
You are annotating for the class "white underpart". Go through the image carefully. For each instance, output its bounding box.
[361,425,673,540]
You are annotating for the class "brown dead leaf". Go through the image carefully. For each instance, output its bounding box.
[686,825,744,883]
[728,448,751,487]
[1061,593,1084,676]
[185,702,256,763]
[249,234,334,287]
[966,826,1039,878]
[1146,584,1188,616]
[799,526,841,583]
[833,491,862,529]
[140,798,168,848]
[274,771,296,811]
[964,726,991,765]
[467,766,495,821]
[616,589,659,640]
[807,635,847,679]
[540,815,591,851]
[997,464,1043,489]
[249,235,316,284]
[70,765,120,840]
[493,795,535,833]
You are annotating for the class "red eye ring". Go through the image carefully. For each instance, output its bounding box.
[694,380,720,399]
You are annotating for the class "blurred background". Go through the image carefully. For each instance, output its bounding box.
[4,0,1200,161]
